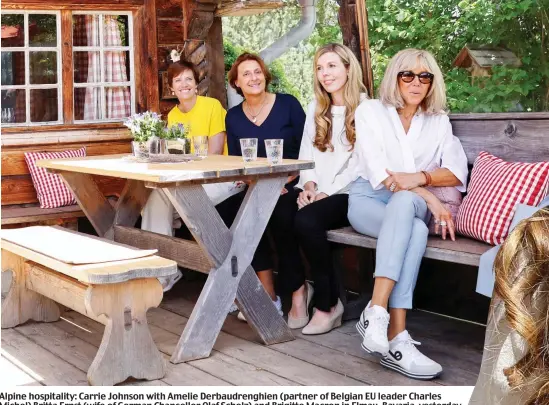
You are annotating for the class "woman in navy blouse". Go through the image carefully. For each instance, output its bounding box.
[221,52,306,320]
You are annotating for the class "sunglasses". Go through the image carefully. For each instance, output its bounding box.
[398,71,434,84]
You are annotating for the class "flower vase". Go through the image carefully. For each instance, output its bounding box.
[166,138,187,154]
[132,136,160,158]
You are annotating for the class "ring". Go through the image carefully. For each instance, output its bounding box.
[434,219,440,224]
[440,220,447,226]
[389,182,397,192]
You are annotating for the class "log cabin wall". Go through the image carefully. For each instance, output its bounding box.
[157,0,226,116]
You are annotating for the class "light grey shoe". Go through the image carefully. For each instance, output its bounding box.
[237,295,283,322]
[287,282,314,329]
[301,299,343,335]
[158,268,183,292]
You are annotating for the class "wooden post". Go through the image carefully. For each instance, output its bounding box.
[206,17,227,108]
[338,0,374,97]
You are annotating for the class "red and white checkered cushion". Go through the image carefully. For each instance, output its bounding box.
[24,148,86,208]
[456,151,549,245]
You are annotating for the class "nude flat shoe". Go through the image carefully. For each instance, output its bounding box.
[301,299,344,335]
[287,282,314,329]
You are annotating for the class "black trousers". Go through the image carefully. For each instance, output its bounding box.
[292,193,350,312]
[176,181,305,277]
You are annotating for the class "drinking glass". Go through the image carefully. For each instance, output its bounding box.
[240,138,258,162]
[264,139,283,165]
[192,135,209,157]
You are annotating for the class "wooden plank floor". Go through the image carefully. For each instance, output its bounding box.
[1,279,485,386]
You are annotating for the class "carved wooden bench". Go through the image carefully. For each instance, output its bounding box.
[1,226,177,386]
[327,113,549,320]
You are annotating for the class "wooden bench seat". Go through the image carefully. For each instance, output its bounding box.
[1,226,177,386]
[328,227,491,267]
[1,204,85,226]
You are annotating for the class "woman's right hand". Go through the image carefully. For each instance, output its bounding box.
[426,197,456,241]
[297,190,316,209]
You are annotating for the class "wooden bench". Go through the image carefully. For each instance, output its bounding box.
[1,140,129,229]
[1,226,177,386]
[328,112,549,320]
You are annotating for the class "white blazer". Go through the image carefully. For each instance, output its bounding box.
[354,99,468,192]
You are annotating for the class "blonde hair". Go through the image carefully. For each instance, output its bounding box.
[379,48,446,114]
[494,207,549,405]
[313,43,367,152]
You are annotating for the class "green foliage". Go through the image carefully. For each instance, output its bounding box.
[223,38,301,99]
[367,0,549,112]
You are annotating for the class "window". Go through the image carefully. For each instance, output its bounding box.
[72,12,135,122]
[1,10,135,127]
[1,11,62,125]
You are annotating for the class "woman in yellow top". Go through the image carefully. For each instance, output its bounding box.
[166,61,227,154]
[142,61,230,291]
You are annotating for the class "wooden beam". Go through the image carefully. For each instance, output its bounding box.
[338,0,374,97]
[356,0,374,97]
[206,17,226,107]
[113,225,213,273]
[144,0,160,112]
[61,10,74,124]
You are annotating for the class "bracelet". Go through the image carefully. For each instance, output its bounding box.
[422,171,432,186]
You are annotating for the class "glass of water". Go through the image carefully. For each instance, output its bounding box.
[265,139,283,165]
[240,138,258,162]
[192,135,209,157]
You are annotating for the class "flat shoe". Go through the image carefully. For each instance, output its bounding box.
[287,282,314,329]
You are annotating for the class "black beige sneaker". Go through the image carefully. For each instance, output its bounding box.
[356,301,390,357]
[380,330,443,380]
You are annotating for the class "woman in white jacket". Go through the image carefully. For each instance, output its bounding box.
[348,49,468,380]
[285,43,366,335]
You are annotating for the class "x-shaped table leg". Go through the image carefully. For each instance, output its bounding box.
[164,176,295,363]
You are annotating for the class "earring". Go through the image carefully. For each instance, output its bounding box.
[171,91,175,95]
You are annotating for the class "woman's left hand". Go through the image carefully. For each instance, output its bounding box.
[386,169,425,192]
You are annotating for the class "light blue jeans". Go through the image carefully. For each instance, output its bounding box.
[348,177,431,309]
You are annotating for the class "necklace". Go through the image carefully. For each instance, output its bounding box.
[246,94,268,123]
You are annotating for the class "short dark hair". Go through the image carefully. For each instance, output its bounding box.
[167,61,200,88]
[227,52,272,96]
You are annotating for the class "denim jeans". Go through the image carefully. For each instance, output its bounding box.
[347,177,431,309]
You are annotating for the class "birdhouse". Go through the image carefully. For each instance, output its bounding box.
[453,45,521,79]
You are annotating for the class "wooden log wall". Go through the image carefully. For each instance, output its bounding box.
[156,0,226,116]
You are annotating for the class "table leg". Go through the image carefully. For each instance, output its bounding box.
[164,177,294,363]
[59,172,115,237]
[59,173,150,239]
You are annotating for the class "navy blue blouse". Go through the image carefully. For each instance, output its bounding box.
[226,93,305,159]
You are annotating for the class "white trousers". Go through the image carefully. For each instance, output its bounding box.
[141,182,246,236]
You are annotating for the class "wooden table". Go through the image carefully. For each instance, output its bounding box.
[37,154,314,364]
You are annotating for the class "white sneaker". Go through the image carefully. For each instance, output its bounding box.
[237,295,283,322]
[158,268,183,292]
[356,301,390,357]
[380,330,443,380]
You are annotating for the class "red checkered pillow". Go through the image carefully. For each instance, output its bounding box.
[456,151,549,245]
[24,148,86,208]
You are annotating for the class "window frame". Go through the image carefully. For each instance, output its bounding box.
[71,10,136,124]
[0,8,137,128]
[1,10,63,127]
